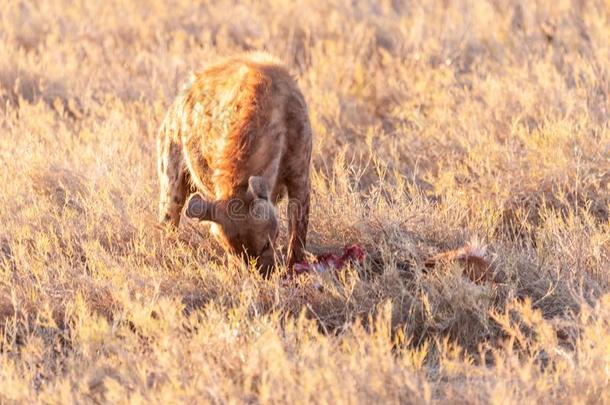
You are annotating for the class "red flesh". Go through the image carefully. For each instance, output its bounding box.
[292,244,365,275]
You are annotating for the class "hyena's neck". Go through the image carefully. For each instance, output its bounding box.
[213,180,250,202]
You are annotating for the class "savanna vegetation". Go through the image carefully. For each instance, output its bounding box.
[0,0,608,403]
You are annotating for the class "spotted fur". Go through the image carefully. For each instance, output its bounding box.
[157,53,312,272]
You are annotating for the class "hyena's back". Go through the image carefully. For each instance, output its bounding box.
[158,53,311,201]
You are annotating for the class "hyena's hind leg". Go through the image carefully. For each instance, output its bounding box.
[157,134,190,228]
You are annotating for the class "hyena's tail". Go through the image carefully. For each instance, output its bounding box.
[424,237,493,282]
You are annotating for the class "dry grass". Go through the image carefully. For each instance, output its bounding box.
[0,0,609,403]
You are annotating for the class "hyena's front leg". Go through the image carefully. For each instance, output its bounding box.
[286,176,310,267]
[157,130,189,228]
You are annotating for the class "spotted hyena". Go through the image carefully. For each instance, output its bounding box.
[157,53,312,274]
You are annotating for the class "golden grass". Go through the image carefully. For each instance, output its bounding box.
[0,0,609,403]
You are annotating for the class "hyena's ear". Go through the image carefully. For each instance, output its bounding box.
[248,176,269,200]
[185,194,218,222]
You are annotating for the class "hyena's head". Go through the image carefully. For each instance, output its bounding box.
[185,176,279,275]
